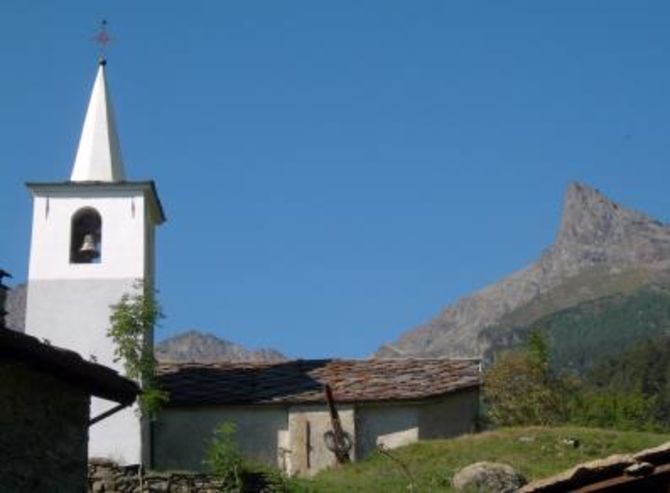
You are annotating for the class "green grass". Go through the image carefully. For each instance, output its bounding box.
[292,427,670,492]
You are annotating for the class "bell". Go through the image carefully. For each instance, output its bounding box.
[78,234,99,260]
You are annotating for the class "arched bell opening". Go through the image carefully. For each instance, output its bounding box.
[70,207,102,264]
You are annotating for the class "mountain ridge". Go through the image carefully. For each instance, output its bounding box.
[155,330,287,363]
[377,182,670,359]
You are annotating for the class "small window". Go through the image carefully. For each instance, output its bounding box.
[70,208,102,264]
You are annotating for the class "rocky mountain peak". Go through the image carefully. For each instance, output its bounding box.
[552,182,670,269]
[557,182,643,247]
[378,182,670,359]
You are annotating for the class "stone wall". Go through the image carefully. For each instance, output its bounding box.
[88,460,272,492]
[0,361,90,492]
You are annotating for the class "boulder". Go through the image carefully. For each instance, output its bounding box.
[453,461,526,493]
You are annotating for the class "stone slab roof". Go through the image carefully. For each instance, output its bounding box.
[157,358,480,406]
[521,441,670,492]
[0,328,139,405]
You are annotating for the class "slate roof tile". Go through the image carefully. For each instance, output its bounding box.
[157,358,480,406]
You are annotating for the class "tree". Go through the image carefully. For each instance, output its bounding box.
[483,330,569,426]
[107,281,168,418]
[568,389,658,431]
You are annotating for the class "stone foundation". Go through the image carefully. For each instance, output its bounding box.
[88,460,225,493]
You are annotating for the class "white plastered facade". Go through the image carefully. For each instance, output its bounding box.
[24,61,163,465]
[151,388,479,476]
[25,185,159,464]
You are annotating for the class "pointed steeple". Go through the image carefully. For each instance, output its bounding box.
[70,59,126,182]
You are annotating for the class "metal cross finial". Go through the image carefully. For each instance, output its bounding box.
[92,19,111,62]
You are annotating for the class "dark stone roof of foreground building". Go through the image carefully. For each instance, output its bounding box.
[521,441,670,492]
[0,328,139,405]
[157,358,480,406]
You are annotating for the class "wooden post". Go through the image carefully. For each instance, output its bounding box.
[324,384,352,464]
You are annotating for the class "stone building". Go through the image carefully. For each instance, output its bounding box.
[152,358,480,476]
[0,327,138,492]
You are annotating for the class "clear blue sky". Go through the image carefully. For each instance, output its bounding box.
[3,1,670,358]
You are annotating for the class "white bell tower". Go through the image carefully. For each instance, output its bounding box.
[24,59,165,464]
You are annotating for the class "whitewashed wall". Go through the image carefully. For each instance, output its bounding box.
[152,388,479,476]
[418,387,480,440]
[152,407,288,471]
[27,192,148,281]
[25,186,158,465]
[355,388,480,459]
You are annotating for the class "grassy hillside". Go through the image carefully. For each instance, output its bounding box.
[295,427,670,492]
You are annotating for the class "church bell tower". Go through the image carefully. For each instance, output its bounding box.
[24,58,165,464]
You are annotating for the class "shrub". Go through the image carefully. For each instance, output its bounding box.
[204,421,245,491]
[485,330,665,431]
[484,331,569,426]
[204,421,300,492]
[108,281,168,418]
[569,390,659,431]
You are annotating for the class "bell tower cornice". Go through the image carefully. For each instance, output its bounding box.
[26,180,166,225]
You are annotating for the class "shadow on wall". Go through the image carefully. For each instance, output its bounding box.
[153,360,331,472]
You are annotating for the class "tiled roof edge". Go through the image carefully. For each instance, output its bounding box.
[0,328,139,404]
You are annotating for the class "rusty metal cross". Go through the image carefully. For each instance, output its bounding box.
[92,19,111,57]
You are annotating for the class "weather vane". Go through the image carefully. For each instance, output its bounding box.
[92,19,112,62]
